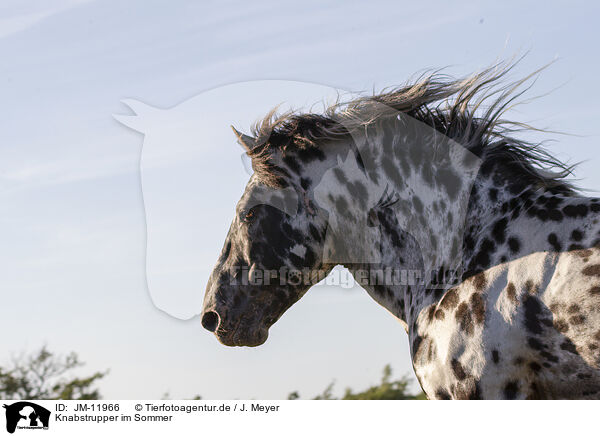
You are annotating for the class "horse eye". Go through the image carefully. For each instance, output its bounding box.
[243,209,255,222]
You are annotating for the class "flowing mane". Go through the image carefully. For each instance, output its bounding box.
[247,63,576,194]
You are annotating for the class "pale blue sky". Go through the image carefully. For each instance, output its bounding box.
[1,0,599,399]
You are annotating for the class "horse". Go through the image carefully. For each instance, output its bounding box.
[201,65,600,399]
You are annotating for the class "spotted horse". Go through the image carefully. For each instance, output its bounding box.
[201,65,600,399]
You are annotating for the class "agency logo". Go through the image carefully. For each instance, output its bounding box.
[2,402,50,434]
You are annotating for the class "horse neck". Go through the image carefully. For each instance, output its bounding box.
[321,123,480,328]
[324,124,584,333]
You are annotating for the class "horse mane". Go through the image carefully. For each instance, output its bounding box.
[247,62,576,193]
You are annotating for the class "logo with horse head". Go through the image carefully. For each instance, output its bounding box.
[3,402,50,434]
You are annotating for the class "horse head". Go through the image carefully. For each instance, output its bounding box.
[201,127,336,346]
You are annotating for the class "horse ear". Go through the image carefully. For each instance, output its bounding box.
[231,126,256,152]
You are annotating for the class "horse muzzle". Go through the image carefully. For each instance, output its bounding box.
[201,308,269,347]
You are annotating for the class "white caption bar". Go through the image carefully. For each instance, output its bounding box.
[0,400,593,436]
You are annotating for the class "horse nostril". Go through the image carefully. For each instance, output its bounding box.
[201,311,220,332]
